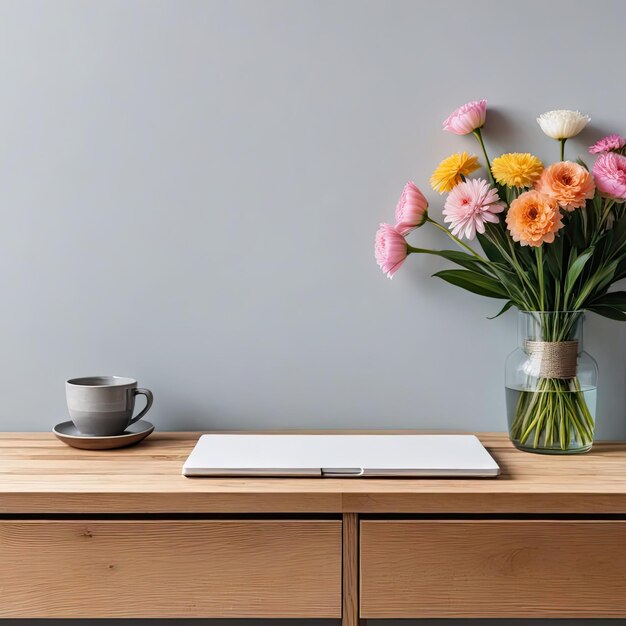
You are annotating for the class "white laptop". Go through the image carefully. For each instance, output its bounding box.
[182,434,500,478]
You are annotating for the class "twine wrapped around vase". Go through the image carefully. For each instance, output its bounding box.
[524,340,579,379]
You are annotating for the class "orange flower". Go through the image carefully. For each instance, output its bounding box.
[535,161,595,211]
[506,190,563,247]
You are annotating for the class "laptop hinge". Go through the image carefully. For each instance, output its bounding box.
[321,467,364,477]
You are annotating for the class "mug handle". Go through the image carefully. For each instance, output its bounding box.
[130,388,154,424]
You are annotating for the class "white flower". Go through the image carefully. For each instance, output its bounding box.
[537,109,591,140]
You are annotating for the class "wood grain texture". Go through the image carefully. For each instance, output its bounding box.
[360,520,626,618]
[1,432,626,513]
[342,513,358,626]
[0,520,342,618]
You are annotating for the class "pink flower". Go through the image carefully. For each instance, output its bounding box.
[443,99,487,135]
[374,223,408,279]
[589,134,626,154]
[443,178,504,240]
[394,181,428,235]
[592,152,626,202]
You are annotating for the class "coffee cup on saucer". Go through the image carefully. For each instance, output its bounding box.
[65,376,154,437]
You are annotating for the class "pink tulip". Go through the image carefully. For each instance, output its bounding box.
[443,99,487,135]
[375,223,408,279]
[592,152,626,201]
[394,181,428,235]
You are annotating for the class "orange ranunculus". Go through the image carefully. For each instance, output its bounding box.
[506,190,563,247]
[535,161,595,211]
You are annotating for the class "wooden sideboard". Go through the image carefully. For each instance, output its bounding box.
[2,431,626,623]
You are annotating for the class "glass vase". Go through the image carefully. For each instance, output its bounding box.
[505,311,598,454]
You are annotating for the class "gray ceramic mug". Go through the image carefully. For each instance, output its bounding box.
[66,376,154,436]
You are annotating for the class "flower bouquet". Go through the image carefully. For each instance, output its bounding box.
[375,100,626,454]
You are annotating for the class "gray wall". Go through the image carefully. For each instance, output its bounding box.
[1,0,626,439]
[1,4,625,626]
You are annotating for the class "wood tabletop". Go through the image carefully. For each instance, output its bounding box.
[1,431,626,514]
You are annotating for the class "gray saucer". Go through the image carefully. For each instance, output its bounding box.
[53,420,154,450]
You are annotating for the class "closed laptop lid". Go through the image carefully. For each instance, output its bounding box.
[182,434,500,478]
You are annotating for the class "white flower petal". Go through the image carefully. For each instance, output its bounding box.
[537,109,591,140]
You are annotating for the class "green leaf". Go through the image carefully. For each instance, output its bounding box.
[588,305,626,322]
[545,241,563,283]
[476,233,505,264]
[593,190,603,212]
[590,291,626,308]
[564,248,594,296]
[576,157,589,171]
[596,259,619,293]
[433,269,509,299]
[568,212,587,255]
[609,218,626,255]
[408,247,488,273]
[614,256,626,282]
[573,259,619,308]
[487,300,514,319]
[591,191,603,230]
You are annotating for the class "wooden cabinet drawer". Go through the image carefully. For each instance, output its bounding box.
[360,519,626,618]
[0,519,341,618]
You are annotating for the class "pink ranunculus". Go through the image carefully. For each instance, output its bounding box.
[443,178,504,240]
[394,181,428,235]
[443,99,487,135]
[588,134,626,154]
[592,152,626,202]
[374,223,408,279]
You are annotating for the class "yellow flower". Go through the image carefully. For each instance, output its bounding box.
[430,152,480,193]
[491,153,544,188]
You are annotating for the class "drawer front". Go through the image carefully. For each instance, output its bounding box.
[0,519,341,618]
[361,520,626,618]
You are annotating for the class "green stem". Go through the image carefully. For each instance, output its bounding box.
[425,217,484,260]
[510,379,594,452]
[560,138,566,161]
[505,233,541,309]
[485,231,538,310]
[535,246,545,311]
[472,128,495,186]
